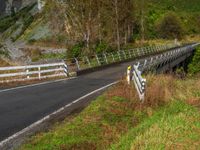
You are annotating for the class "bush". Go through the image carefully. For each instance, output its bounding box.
[28,39,37,44]
[0,16,17,32]
[188,46,200,74]
[157,12,184,39]
[94,41,113,54]
[0,49,10,58]
[31,49,42,61]
[68,42,84,58]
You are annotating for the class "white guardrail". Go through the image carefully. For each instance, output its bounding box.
[132,63,146,101]
[0,62,68,83]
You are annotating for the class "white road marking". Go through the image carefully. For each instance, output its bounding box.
[0,81,118,148]
[0,77,77,93]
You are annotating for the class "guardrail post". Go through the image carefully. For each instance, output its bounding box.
[38,67,41,79]
[132,63,146,101]
[26,69,30,79]
[63,63,69,77]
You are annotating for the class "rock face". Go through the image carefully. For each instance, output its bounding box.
[0,0,37,16]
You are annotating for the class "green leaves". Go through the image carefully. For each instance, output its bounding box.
[188,46,200,74]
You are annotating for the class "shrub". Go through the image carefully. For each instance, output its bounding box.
[0,16,17,32]
[68,42,84,58]
[28,39,37,44]
[157,12,184,39]
[31,49,42,61]
[0,49,10,58]
[188,46,200,74]
[95,41,113,54]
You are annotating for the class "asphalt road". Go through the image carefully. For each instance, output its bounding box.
[0,60,137,142]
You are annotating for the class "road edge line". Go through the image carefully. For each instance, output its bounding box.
[0,81,119,149]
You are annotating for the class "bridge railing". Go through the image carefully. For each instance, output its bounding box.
[142,44,198,73]
[0,62,68,83]
[66,43,177,72]
[0,43,178,83]
[131,43,199,101]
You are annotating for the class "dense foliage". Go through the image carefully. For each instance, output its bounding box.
[42,0,200,52]
[157,13,184,39]
[188,46,200,74]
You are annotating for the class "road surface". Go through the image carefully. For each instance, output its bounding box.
[0,60,139,142]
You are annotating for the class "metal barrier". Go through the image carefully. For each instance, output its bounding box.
[132,63,146,101]
[130,43,200,101]
[66,43,177,72]
[0,43,193,83]
[0,62,68,83]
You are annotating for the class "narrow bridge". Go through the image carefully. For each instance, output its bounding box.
[0,43,199,149]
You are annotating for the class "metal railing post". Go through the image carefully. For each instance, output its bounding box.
[117,51,121,61]
[123,51,127,59]
[111,53,115,62]
[75,58,80,70]
[128,50,132,58]
[95,54,101,66]
[85,56,91,68]
[103,53,108,64]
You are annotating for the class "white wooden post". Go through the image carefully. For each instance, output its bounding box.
[38,67,41,79]
[26,69,30,79]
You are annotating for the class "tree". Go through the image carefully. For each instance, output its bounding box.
[188,47,200,74]
[157,12,184,39]
[45,0,135,52]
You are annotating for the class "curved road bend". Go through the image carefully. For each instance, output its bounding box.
[0,60,140,142]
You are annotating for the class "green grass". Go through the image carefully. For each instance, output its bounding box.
[19,75,200,150]
[31,52,67,62]
[110,101,200,150]
[19,83,147,150]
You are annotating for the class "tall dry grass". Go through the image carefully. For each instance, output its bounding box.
[106,75,177,110]
[118,74,200,110]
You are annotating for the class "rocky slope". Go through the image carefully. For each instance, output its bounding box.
[0,0,37,16]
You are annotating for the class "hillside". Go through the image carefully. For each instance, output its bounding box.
[144,0,200,37]
[0,0,200,64]
[1,0,200,42]
[15,0,200,45]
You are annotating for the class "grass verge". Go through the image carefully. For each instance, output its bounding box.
[19,75,200,150]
